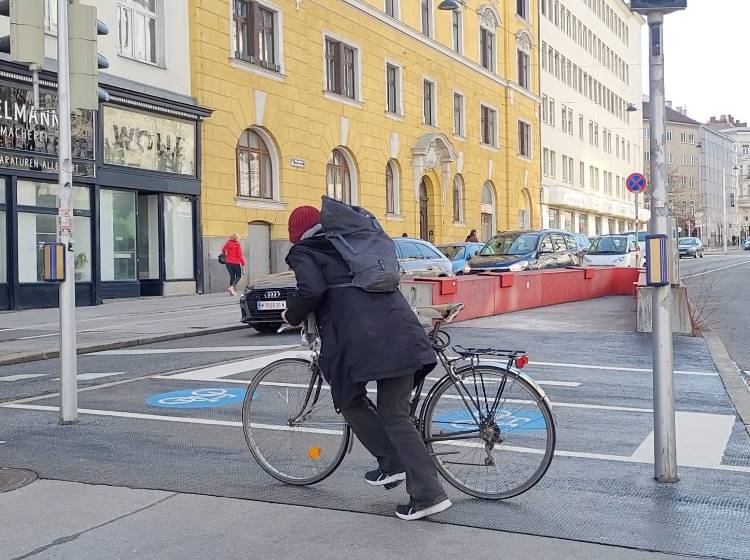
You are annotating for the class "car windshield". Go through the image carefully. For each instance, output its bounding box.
[589,236,629,254]
[679,238,697,246]
[438,246,463,260]
[479,233,539,256]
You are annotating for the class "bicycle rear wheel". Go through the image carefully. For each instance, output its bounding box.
[422,365,555,499]
[242,358,350,485]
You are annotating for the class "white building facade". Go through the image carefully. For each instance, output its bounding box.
[539,0,647,236]
[0,1,210,311]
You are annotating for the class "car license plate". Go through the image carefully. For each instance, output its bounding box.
[257,301,286,311]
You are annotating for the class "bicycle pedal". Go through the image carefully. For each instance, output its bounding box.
[384,480,404,490]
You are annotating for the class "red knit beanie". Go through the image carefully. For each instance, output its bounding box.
[288,206,321,243]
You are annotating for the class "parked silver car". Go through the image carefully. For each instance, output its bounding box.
[394,237,454,278]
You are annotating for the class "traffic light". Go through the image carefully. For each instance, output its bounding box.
[0,0,45,65]
[68,2,109,112]
[630,1,687,13]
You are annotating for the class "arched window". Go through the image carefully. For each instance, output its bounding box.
[453,175,464,223]
[479,5,500,72]
[385,160,400,215]
[237,129,272,199]
[327,149,352,203]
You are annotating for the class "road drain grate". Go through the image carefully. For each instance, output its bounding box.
[0,468,38,493]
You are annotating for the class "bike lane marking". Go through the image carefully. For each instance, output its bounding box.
[2,403,748,474]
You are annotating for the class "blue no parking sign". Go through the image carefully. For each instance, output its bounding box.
[626,173,648,194]
[146,388,247,409]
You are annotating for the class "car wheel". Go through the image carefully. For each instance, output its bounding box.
[253,323,282,334]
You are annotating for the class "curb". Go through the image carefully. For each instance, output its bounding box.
[702,328,750,433]
[0,324,247,367]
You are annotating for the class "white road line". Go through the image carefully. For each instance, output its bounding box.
[3,403,748,474]
[16,310,238,340]
[0,374,49,382]
[161,351,309,381]
[425,376,580,387]
[530,361,717,377]
[630,411,736,468]
[681,259,750,280]
[93,345,298,356]
[51,372,127,381]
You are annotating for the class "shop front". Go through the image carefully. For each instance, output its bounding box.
[0,68,209,311]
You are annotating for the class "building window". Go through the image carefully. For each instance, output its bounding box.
[481,105,497,148]
[325,37,358,100]
[667,130,672,142]
[423,80,436,126]
[453,175,464,222]
[516,32,532,89]
[44,0,57,34]
[480,28,496,72]
[385,0,399,18]
[386,63,402,115]
[549,150,557,177]
[518,120,531,158]
[561,105,567,134]
[100,189,136,281]
[579,161,585,187]
[549,98,556,127]
[548,207,559,228]
[542,148,549,176]
[421,0,433,37]
[164,196,194,280]
[237,129,273,199]
[453,92,464,136]
[386,160,400,215]
[452,9,463,53]
[118,0,158,64]
[327,149,353,204]
[232,1,281,71]
[517,0,529,20]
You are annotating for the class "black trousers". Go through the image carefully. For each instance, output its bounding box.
[340,373,447,507]
[226,263,242,287]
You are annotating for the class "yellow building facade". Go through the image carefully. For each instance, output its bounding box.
[189,0,541,288]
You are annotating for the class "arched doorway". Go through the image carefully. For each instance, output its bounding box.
[481,182,496,241]
[419,179,429,241]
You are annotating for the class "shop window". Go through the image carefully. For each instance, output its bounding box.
[16,181,91,283]
[164,196,194,280]
[100,189,137,281]
[118,0,159,64]
[0,182,6,284]
[326,149,353,204]
[237,129,273,199]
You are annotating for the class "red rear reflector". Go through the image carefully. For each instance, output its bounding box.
[515,356,529,369]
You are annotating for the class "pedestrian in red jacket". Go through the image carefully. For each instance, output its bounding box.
[222,233,245,296]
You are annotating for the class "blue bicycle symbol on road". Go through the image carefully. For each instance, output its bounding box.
[146,388,247,409]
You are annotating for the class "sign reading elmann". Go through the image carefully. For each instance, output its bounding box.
[0,82,95,177]
[102,105,196,176]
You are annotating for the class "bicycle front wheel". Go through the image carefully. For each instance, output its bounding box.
[422,365,556,499]
[242,358,350,485]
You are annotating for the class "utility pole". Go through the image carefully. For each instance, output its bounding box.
[57,0,78,424]
[630,0,688,484]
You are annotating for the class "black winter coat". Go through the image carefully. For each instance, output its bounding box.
[285,235,437,410]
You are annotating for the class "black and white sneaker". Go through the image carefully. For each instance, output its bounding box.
[395,498,452,521]
[365,469,406,487]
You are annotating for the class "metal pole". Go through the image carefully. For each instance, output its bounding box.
[722,169,727,254]
[647,11,678,483]
[57,0,78,424]
[635,193,640,231]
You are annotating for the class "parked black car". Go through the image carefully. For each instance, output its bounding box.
[240,237,452,333]
[464,229,582,273]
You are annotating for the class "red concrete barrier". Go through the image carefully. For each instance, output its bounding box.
[405,267,641,322]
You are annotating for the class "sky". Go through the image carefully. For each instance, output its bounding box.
[639,0,749,124]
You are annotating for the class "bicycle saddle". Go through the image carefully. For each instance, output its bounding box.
[417,303,465,322]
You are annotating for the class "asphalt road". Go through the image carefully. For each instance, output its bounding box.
[1,319,749,559]
[679,252,750,374]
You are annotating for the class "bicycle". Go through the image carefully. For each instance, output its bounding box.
[242,303,556,499]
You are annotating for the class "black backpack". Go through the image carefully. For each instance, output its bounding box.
[320,196,400,292]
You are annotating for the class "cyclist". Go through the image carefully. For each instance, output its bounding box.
[281,205,452,521]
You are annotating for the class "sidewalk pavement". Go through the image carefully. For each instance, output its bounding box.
[0,480,694,560]
[0,293,244,366]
